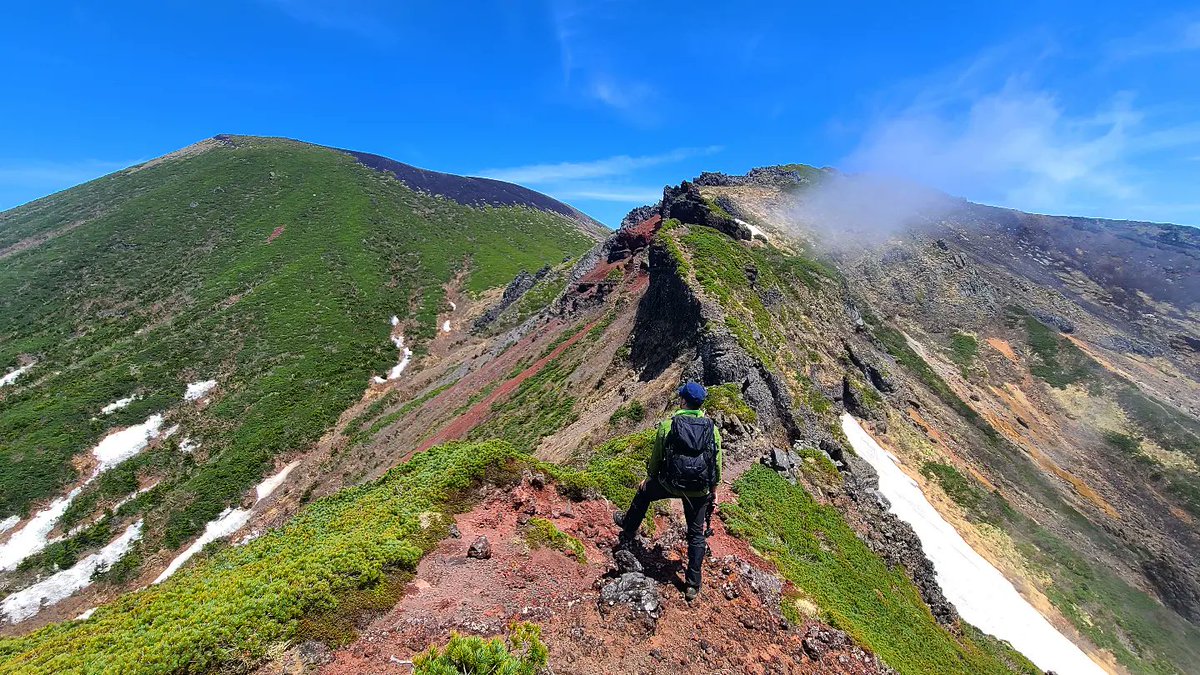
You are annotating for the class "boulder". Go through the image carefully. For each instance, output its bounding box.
[467,536,492,560]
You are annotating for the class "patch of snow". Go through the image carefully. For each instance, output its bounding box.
[0,414,164,571]
[1,521,143,624]
[255,460,300,501]
[152,508,252,584]
[0,363,33,388]
[840,414,1106,675]
[375,334,414,384]
[0,488,83,571]
[162,424,180,439]
[390,315,400,326]
[449,301,457,311]
[107,483,157,514]
[441,320,451,333]
[75,607,96,621]
[179,437,199,453]
[183,379,217,402]
[0,515,18,535]
[734,217,768,241]
[92,414,164,474]
[153,461,300,584]
[100,395,139,414]
[236,529,263,546]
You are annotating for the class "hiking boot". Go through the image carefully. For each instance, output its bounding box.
[612,511,635,549]
[684,585,700,602]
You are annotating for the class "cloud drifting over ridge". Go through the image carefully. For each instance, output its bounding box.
[838,44,1200,226]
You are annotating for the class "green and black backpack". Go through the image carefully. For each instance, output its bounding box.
[659,415,717,493]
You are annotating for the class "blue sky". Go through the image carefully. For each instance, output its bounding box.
[2,2,1199,227]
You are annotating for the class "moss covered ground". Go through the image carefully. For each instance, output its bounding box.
[523,517,586,564]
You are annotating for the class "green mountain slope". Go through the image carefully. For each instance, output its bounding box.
[0,136,598,550]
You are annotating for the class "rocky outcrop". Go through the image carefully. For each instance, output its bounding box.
[661,181,751,241]
[599,545,662,632]
[473,266,550,329]
[607,214,661,264]
[693,166,825,188]
[630,238,705,381]
[844,342,896,394]
[621,204,660,230]
[686,331,802,440]
[1141,556,1200,623]
[840,454,959,628]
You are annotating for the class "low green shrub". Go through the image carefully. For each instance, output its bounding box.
[703,382,757,424]
[523,517,586,564]
[609,400,646,425]
[413,622,548,675]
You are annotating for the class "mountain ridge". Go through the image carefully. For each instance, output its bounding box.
[1,142,1198,675]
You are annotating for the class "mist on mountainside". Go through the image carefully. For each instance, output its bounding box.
[783,171,958,246]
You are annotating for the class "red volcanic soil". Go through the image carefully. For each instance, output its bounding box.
[412,319,600,455]
[318,479,888,675]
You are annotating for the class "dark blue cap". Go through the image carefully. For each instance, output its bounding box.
[678,381,707,404]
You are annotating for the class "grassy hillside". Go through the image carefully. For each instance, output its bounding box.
[0,440,524,674]
[0,136,595,555]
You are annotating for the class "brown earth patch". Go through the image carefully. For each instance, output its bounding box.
[906,407,945,444]
[986,337,1019,363]
[265,225,285,244]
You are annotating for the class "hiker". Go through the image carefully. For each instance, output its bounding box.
[614,381,722,601]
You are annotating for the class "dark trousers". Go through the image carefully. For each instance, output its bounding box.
[622,478,713,588]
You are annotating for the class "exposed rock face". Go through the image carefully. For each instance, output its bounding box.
[845,342,896,393]
[688,330,802,440]
[607,214,660,264]
[800,624,897,673]
[840,454,959,627]
[1142,556,1200,623]
[621,204,660,230]
[630,239,705,380]
[473,266,550,329]
[660,181,751,241]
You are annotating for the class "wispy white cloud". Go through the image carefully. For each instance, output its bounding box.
[0,158,143,211]
[261,0,398,45]
[587,77,658,114]
[0,159,138,189]
[480,145,722,217]
[842,49,1200,225]
[1108,17,1200,60]
[548,1,661,120]
[553,188,664,203]
[478,146,721,184]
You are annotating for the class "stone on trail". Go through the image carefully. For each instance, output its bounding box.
[467,535,491,559]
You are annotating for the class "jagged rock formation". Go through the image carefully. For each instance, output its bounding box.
[661,180,751,240]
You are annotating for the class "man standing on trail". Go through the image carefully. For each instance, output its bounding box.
[614,381,722,601]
